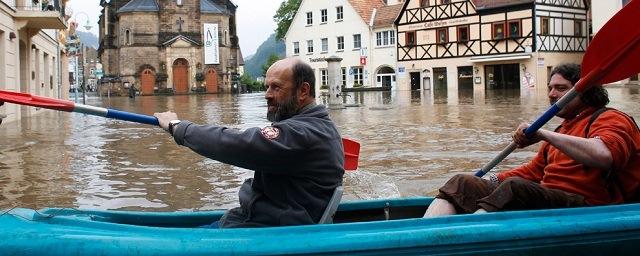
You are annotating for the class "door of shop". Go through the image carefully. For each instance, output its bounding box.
[484,64,519,90]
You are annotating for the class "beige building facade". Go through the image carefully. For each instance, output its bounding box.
[98,0,242,96]
[0,0,67,123]
[396,0,588,102]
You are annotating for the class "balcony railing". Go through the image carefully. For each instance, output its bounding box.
[14,2,67,30]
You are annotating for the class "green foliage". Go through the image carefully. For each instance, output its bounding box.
[261,54,282,76]
[353,83,363,88]
[240,73,264,92]
[273,0,302,41]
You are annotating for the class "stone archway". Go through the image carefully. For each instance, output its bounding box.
[205,68,218,93]
[172,58,189,94]
[140,69,155,95]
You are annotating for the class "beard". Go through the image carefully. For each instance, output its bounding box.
[267,94,299,122]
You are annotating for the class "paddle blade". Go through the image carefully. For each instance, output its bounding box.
[0,90,75,112]
[581,0,640,87]
[342,138,360,171]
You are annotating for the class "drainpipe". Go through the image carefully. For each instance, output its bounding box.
[56,30,61,99]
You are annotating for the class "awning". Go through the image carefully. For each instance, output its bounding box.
[469,53,532,63]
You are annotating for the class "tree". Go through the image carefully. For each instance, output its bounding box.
[273,0,302,41]
[261,54,282,76]
[240,73,263,93]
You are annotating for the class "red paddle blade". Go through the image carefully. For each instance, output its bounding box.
[581,0,640,87]
[0,90,75,112]
[342,138,360,171]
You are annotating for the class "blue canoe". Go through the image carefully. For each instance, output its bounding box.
[2,197,640,255]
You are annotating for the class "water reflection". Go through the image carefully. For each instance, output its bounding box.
[1,86,639,211]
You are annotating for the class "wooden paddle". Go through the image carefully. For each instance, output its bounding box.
[0,90,360,170]
[475,0,640,177]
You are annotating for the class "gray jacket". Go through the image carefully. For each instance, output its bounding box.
[172,104,344,227]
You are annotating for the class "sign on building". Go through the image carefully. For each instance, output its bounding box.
[359,56,367,65]
[360,47,367,57]
[203,23,220,64]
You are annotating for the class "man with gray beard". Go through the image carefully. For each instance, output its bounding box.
[154,58,344,228]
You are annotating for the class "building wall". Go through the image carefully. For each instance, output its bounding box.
[590,1,620,33]
[286,0,388,93]
[0,1,63,123]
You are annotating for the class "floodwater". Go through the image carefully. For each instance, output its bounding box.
[1,86,639,211]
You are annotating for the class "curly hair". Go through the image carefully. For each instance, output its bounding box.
[549,63,609,108]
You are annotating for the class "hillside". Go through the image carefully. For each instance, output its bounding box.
[244,33,285,79]
[77,31,99,49]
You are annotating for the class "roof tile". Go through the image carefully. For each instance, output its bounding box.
[373,4,403,27]
[347,0,386,24]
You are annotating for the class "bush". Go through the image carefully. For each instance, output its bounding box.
[320,84,329,90]
[353,83,363,88]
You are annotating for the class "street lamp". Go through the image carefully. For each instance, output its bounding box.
[71,12,92,104]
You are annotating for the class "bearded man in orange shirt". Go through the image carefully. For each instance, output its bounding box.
[425,63,640,217]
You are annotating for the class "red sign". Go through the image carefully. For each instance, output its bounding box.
[359,57,367,65]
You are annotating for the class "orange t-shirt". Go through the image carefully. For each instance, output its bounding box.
[497,107,640,205]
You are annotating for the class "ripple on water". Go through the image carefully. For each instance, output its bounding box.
[0,89,638,210]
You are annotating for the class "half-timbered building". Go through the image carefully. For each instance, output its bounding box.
[395,0,588,100]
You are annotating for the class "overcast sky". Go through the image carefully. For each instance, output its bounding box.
[68,0,281,57]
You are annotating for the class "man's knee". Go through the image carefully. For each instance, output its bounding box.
[495,177,536,197]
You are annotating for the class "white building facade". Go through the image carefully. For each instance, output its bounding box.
[0,0,67,124]
[285,0,405,93]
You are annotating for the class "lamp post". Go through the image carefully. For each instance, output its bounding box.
[72,12,92,104]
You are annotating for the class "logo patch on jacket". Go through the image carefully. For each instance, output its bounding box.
[260,126,280,140]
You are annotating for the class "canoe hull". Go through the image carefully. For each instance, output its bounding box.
[2,197,640,255]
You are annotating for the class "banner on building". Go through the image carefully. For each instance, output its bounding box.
[203,23,219,64]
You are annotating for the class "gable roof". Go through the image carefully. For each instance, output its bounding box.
[117,0,159,13]
[373,4,403,28]
[347,0,386,25]
[161,34,201,46]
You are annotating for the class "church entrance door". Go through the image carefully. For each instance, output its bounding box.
[173,58,189,94]
[205,68,218,93]
[140,69,155,95]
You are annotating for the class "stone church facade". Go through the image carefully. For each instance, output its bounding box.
[98,0,242,95]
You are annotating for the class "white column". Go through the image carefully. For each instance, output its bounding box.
[325,56,344,110]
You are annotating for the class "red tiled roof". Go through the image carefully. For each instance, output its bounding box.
[471,0,534,10]
[373,4,403,27]
[347,0,386,24]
